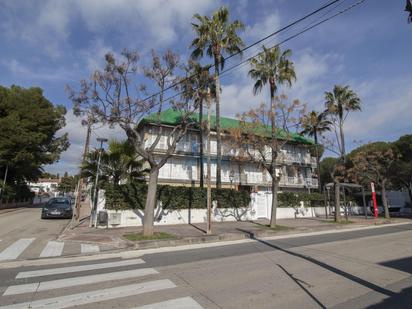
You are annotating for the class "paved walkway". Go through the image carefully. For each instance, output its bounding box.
[59,213,412,251]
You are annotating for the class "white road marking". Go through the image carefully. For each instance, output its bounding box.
[0,280,176,309]
[0,238,35,261]
[0,249,143,269]
[80,244,99,253]
[39,241,64,258]
[16,258,145,279]
[4,268,158,296]
[135,297,203,309]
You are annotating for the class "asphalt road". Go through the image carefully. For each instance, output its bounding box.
[0,206,82,261]
[0,223,411,308]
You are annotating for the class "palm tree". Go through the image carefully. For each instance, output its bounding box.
[82,140,146,188]
[190,6,244,189]
[248,45,296,228]
[300,110,332,190]
[324,85,361,222]
[182,61,214,188]
[324,85,361,161]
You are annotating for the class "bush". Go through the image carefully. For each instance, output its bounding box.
[1,183,34,203]
[278,192,324,208]
[278,192,301,208]
[104,182,251,210]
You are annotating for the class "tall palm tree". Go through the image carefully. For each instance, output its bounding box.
[324,85,361,222]
[248,45,296,228]
[300,110,332,189]
[182,61,214,188]
[190,6,244,189]
[324,85,361,161]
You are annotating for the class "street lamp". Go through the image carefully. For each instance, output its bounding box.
[91,137,108,228]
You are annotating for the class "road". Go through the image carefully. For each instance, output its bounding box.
[0,223,411,308]
[0,206,102,261]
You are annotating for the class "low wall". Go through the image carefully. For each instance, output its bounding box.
[0,200,32,209]
[105,205,256,228]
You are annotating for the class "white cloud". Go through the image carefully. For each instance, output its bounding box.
[245,12,281,43]
[1,59,76,81]
[45,110,125,175]
[0,0,219,58]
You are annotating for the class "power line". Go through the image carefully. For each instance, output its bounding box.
[161,0,367,105]
[138,0,343,104]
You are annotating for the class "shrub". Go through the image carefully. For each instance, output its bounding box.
[1,183,34,203]
[278,192,301,208]
[278,192,324,208]
[104,182,251,210]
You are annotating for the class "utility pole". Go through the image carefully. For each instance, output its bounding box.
[206,88,212,235]
[74,120,92,222]
[91,137,108,228]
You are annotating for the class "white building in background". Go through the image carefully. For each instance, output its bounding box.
[139,109,318,193]
[28,178,60,196]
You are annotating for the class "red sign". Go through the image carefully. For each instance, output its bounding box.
[371,182,378,218]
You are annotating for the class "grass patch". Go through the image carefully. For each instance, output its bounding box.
[123,232,176,241]
[252,223,294,231]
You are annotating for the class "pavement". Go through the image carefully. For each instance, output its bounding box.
[59,207,412,251]
[1,223,412,308]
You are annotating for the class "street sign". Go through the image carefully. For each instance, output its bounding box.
[371,182,378,218]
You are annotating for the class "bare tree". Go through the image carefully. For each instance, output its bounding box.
[68,49,197,236]
[230,96,306,227]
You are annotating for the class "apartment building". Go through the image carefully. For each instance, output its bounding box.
[139,109,318,193]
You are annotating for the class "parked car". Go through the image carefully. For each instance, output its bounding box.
[41,197,73,219]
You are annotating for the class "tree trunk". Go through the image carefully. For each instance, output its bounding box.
[334,181,341,222]
[143,168,159,236]
[214,56,222,189]
[381,179,390,219]
[206,89,212,234]
[339,120,346,162]
[270,177,278,228]
[199,99,204,188]
[269,83,277,228]
[314,131,321,192]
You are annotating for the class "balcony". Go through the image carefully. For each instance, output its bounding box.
[279,177,318,188]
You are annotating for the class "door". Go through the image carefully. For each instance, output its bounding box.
[255,193,269,218]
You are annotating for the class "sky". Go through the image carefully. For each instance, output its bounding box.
[0,0,411,175]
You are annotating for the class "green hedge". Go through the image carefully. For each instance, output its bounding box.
[104,182,251,210]
[1,183,34,203]
[278,192,324,208]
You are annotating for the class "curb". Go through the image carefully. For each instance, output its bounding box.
[130,221,412,250]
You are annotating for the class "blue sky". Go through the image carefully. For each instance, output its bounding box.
[0,0,411,175]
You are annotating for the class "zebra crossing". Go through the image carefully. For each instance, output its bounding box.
[0,256,204,308]
[0,238,103,261]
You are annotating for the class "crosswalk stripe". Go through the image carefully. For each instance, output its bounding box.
[0,279,176,309]
[80,244,99,253]
[0,238,35,261]
[4,268,159,296]
[134,297,203,309]
[39,241,64,258]
[16,258,145,279]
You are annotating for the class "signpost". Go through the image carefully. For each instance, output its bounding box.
[371,182,378,218]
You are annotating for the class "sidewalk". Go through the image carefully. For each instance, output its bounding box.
[59,213,412,252]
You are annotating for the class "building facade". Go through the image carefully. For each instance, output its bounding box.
[140,109,318,193]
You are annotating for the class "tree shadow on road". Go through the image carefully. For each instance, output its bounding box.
[243,231,397,299]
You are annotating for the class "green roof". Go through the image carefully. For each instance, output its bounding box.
[142,108,313,145]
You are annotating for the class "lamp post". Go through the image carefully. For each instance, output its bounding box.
[91,137,108,228]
